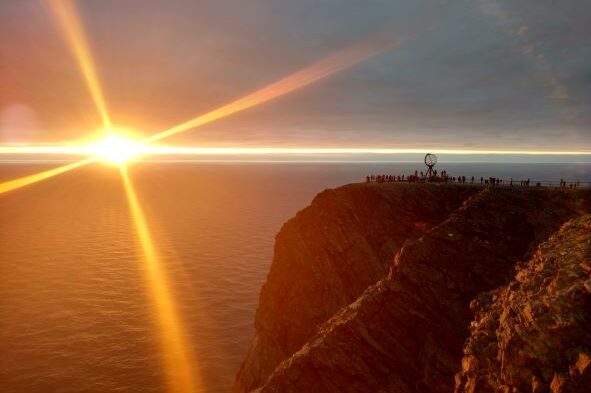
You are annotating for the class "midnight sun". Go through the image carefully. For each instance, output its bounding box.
[91,135,143,164]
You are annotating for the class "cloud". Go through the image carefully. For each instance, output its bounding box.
[0,0,589,149]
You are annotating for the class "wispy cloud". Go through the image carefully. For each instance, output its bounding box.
[0,0,589,149]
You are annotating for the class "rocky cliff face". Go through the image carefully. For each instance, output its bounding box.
[455,215,591,393]
[235,184,591,393]
[235,183,479,392]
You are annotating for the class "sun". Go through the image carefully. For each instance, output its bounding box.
[91,135,143,164]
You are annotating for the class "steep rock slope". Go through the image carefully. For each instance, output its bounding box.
[235,183,479,392]
[248,187,590,392]
[455,215,591,393]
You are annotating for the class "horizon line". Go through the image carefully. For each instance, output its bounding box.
[1,145,591,156]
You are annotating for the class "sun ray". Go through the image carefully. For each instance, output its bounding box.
[47,0,112,132]
[144,38,403,144]
[120,165,201,393]
[0,158,96,195]
[0,0,116,195]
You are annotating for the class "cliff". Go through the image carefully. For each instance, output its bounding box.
[235,183,479,392]
[455,215,591,393]
[235,183,591,393]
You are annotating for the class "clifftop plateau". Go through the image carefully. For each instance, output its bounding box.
[235,183,591,393]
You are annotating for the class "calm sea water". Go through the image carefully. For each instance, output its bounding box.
[1,162,590,393]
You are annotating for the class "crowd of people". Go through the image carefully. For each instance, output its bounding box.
[365,171,585,189]
[560,179,582,189]
[366,170,479,185]
[366,170,461,184]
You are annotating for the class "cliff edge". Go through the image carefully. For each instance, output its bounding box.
[235,183,591,392]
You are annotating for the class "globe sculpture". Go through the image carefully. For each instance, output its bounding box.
[424,153,437,177]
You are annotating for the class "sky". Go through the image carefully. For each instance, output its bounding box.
[0,0,590,152]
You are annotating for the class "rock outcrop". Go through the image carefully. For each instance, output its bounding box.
[235,183,479,392]
[235,184,591,393]
[455,215,591,393]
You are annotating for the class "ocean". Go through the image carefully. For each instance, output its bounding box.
[1,162,590,393]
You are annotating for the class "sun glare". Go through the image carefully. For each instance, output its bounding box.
[92,135,143,164]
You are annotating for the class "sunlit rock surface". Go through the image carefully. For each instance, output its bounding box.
[235,183,591,393]
[455,215,591,393]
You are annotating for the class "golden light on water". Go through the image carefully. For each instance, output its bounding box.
[4,3,203,390]
[47,0,112,132]
[120,166,201,393]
